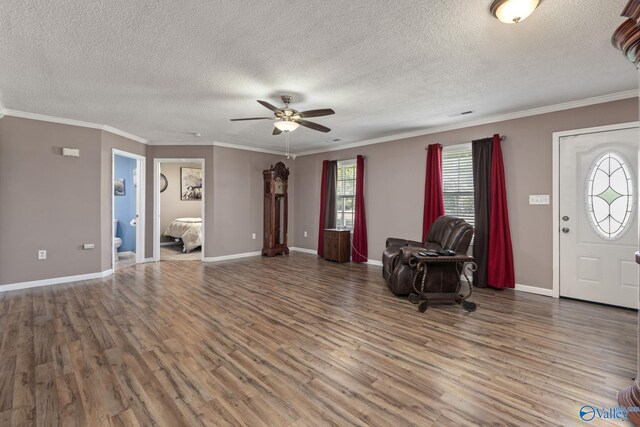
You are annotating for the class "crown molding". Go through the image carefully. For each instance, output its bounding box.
[148,140,214,146]
[2,109,148,144]
[212,141,287,156]
[148,140,287,156]
[102,125,148,144]
[294,89,639,156]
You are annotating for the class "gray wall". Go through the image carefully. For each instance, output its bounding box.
[293,98,639,290]
[0,116,103,284]
[211,146,294,257]
[160,162,203,235]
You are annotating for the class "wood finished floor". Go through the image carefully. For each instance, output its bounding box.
[0,253,636,426]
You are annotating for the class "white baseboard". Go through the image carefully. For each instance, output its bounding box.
[141,257,156,263]
[514,283,556,297]
[460,277,554,298]
[118,251,135,257]
[203,251,262,262]
[366,259,383,266]
[290,247,318,255]
[0,269,113,293]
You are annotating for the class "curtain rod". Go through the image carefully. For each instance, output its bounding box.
[425,135,506,150]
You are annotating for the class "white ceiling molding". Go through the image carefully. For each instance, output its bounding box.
[212,141,286,156]
[102,125,148,144]
[1,106,287,155]
[148,140,286,156]
[3,109,148,144]
[295,89,639,156]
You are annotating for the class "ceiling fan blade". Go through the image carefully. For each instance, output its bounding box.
[272,127,282,136]
[298,108,335,118]
[257,100,283,113]
[230,117,272,121]
[296,119,331,133]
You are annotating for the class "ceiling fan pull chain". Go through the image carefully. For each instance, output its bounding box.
[286,132,290,159]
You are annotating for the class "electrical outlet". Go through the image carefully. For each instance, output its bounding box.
[83,243,95,250]
[251,233,256,240]
[304,231,308,237]
[38,250,47,260]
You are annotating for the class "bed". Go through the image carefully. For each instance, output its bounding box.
[163,217,202,253]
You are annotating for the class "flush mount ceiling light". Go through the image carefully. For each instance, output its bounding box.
[274,119,300,132]
[490,0,540,24]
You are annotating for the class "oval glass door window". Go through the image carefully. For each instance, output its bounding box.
[585,151,635,240]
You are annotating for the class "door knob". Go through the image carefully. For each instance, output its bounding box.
[562,216,569,221]
[562,227,570,233]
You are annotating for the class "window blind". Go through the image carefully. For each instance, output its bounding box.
[442,144,475,226]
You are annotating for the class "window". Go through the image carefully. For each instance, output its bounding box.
[442,144,474,226]
[586,151,635,240]
[336,160,356,229]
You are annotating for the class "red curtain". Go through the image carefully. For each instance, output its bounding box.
[488,134,515,288]
[422,144,445,241]
[352,155,368,262]
[317,160,329,257]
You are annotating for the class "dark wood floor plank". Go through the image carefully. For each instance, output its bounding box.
[0,253,636,426]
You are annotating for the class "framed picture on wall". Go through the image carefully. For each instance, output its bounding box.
[114,178,125,196]
[181,167,202,201]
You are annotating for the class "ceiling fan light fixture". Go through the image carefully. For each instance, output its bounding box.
[274,120,299,132]
[490,0,539,24]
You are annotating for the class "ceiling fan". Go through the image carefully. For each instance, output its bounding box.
[230,95,335,135]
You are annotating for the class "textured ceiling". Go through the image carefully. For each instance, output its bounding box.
[0,0,637,152]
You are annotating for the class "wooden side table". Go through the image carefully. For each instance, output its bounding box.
[323,229,350,263]
[408,253,477,313]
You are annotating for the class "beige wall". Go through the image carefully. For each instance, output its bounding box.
[159,162,203,235]
[211,146,294,257]
[144,145,215,257]
[293,98,639,290]
[0,116,103,284]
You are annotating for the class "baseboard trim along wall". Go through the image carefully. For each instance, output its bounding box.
[290,247,318,255]
[514,283,556,297]
[0,269,113,293]
[203,251,262,262]
[290,247,383,266]
[460,277,555,297]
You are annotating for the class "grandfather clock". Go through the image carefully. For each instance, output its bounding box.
[262,161,289,256]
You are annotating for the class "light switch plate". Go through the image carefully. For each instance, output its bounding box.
[38,250,47,260]
[251,233,256,240]
[304,231,308,237]
[529,194,550,205]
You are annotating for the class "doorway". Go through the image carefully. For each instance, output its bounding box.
[112,149,145,271]
[554,123,639,308]
[154,158,205,261]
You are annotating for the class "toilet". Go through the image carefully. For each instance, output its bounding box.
[113,219,122,261]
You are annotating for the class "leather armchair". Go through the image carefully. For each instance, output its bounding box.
[382,216,474,295]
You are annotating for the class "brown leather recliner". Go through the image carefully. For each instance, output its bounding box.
[382,216,474,296]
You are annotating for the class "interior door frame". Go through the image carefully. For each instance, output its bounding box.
[552,121,639,299]
[112,149,146,271]
[153,158,206,262]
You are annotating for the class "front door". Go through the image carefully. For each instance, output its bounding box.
[559,126,639,309]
